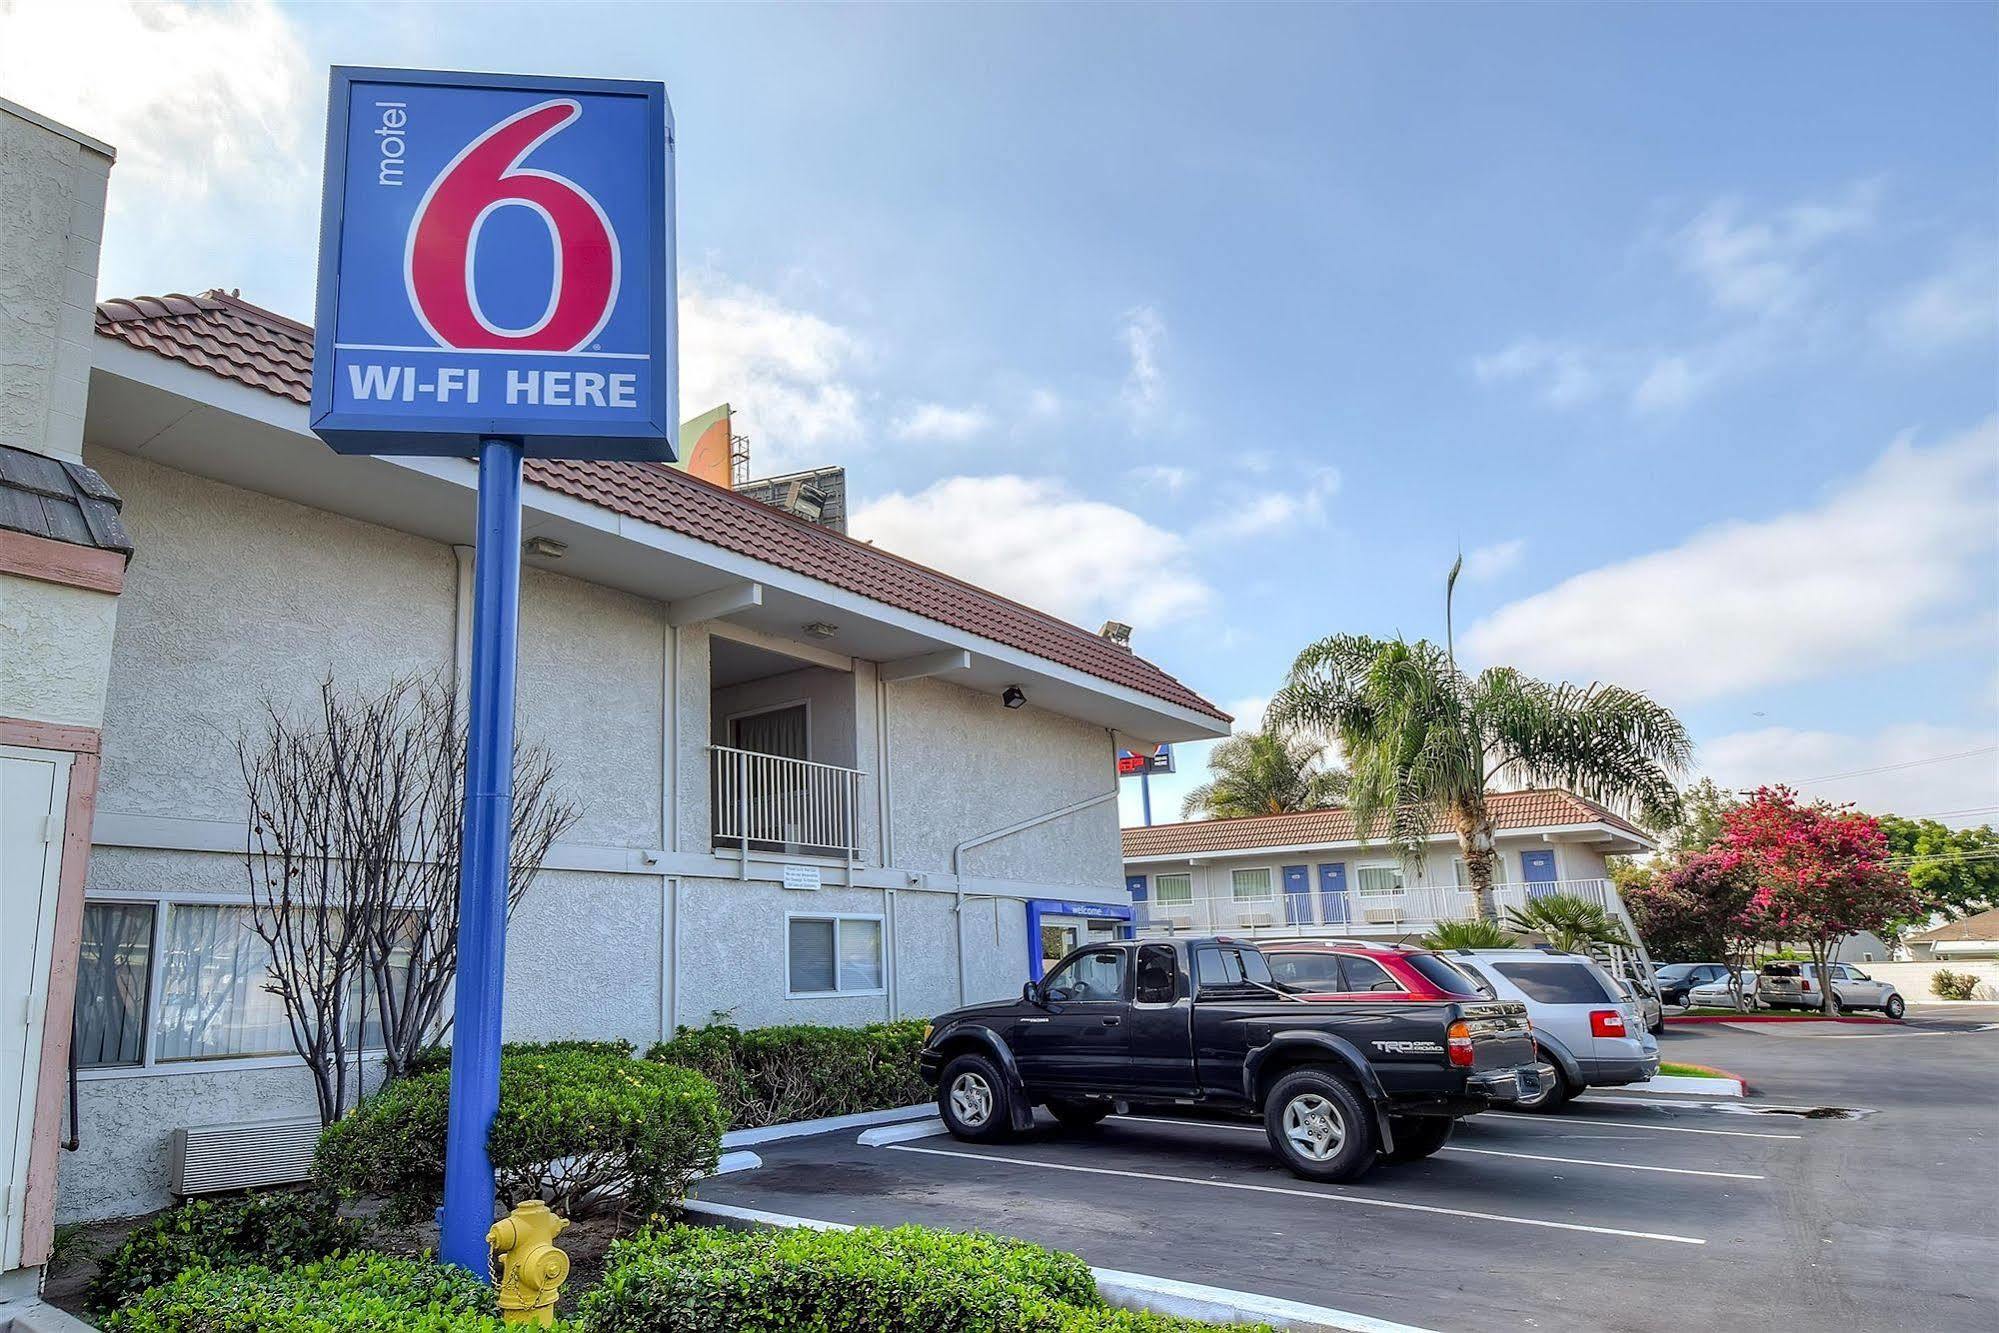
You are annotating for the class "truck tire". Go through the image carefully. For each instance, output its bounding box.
[1515,1051,1573,1113]
[1381,1115,1454,1164]
[1263,1068,1376,1183]
[1045,1098,1111,1130]
[938,1053,1013,1143]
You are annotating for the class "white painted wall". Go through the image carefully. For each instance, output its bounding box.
[0,575,118,728]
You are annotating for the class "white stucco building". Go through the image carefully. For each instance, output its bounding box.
[1121,790,1655,944]
[0,101,1229,1236]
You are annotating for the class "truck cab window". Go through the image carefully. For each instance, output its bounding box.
[1135,945,1178,1004]
[1043,948,1126,1002]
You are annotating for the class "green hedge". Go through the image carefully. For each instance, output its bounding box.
[89,1189,362,1312]
[404,1039,638,1079]
[102,1252,570,1332]
[317,1046,723,1222]
[581,1223,1268,1333]
[647,1020,929,1129]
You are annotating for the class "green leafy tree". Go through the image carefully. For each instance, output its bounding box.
[1421,919,1518,950]
[1503,892,1634,954]
[1181,729,1347,819]
[1268,634,1690,919]
[1653,778,1741,856]
[1877,815,1999,940]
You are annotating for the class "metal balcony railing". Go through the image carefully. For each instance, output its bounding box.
[709,745,866,869]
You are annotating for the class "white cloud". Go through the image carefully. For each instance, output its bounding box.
[1461,538,1526,582]
[1120,306,1166,426]
[1879,246,1998,352]
[680,275,863,471]
[1195,466,1341,541]
[1472,338,1604,409]
[1701,724,1999,826]
[1129,464,1193,493]
[1463,418,1999,703]
[0,0,317,307]
[1475,184,1878,415]
[850,475,1211,628]
[1224,695,1270,733]
[1024,387,1063,420]
[1674,184,1877,319]
[892,403,991,443]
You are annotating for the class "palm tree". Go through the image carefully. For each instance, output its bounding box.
[1268,635,1689,920]
[1421,919,1518,951]
[1180,730,1347,820]
[1503,893,1633,954]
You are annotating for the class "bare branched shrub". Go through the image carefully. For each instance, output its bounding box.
[238,673,579,1122]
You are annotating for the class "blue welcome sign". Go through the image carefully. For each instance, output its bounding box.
[310,66,676,460]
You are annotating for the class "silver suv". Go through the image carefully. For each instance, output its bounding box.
[1755,962,1906,1019]
[1451,949,1661,1111]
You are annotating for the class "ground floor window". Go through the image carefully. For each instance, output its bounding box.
[1230,868,1273,901]
[1153,872,1193,906]
[74,898,397,1071]
[786,914,884,996]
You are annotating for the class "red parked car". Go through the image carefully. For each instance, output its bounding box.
[1261,939,1492,1002]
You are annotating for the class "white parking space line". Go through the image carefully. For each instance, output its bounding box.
[1480,1111,1802,1140]
[1111,1114,1765,1179]
[1437,1145,1763,1179]
[883,1143,1707,1246]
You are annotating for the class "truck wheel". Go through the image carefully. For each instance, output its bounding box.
[1382,1116,1454,1164]
[938,1053,1013,1143]
[1515,1053,1572,1113]
[1263,1069,1376,1183]
[1046,1099,1111,1130]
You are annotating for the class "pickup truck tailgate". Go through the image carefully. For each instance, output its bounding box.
[1458,1001,1535,1069]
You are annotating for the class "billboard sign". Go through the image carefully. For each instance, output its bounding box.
[1116,745,1174,777]
[310,66,676,460]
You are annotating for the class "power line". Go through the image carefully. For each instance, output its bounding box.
[1794,746,1998,785]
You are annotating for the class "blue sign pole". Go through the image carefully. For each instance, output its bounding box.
[1140,769,1153,827]
[439,437,523,1271]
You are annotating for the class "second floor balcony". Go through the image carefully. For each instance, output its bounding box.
[710,744,867,864]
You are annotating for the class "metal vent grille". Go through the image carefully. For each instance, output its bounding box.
[168,1117,321,1196]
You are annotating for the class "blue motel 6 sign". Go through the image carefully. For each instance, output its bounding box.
[307,65,676,1277]
[310,66,677,460]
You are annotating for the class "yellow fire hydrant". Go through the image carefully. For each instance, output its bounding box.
[486,1199,570,1326]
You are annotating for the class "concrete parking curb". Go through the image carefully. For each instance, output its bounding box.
[855,1116,946,1146]
[1627,1074,1746,1096]
[719,1102,934,1149]
[678,1198,1441,1332]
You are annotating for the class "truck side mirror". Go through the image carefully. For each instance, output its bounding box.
[1022,980,1045,1007]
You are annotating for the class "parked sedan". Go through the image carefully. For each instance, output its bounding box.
[1756,962,1906,1018]
[1687,969,1761,1011]
[1449,949,1660,1111]
[1655,962,1734,1007]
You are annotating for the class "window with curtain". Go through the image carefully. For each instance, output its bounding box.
[1154,873,1193,906]
[73,903,156,1068]
[1356,864,1405,896]
[787,915,884,995]
[1231,868,1273,901]
[155,905,296,1062]
[731,704,808,760]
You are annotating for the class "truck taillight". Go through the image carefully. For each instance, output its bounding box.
[1446,1019,1475,1067]
[1589,1009,1627,1038]
[1800,979,1813,991]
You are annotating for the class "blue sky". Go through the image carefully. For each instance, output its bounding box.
[7,1,1995,825]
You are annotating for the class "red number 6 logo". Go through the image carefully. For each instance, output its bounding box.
[405,100,620,353]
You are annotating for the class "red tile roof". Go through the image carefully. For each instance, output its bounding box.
[1122,788,1654,858]
[95,290,1226,721]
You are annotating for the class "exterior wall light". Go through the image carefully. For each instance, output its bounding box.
[803,621,838,639]
[1002,685,1026,710]
[523,535,567,559]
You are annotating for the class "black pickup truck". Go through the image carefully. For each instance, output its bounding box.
[918,936,1545,1182]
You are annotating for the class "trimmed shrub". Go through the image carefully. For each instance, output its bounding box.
[89,1188,362,1312]
[317,1046,723,1222]
[582,1223,1267,1333]
[404,1038,637,1078]
[102,1252,570,1332]
[1931,969,1978,1000]
[647,1019,929,1128]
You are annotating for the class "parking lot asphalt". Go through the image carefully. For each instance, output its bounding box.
[693,1007,1999,1332]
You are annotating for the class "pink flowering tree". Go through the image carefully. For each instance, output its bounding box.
[1717,787,1919,1015]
